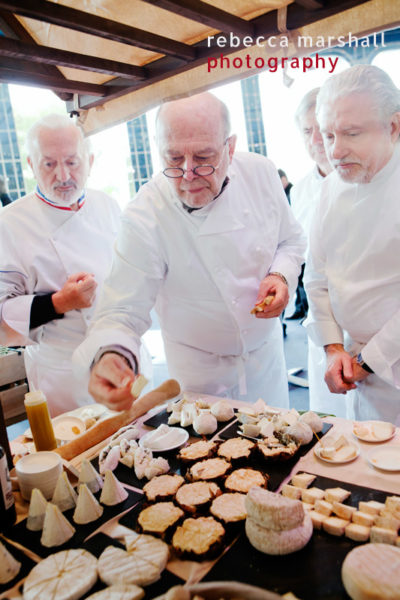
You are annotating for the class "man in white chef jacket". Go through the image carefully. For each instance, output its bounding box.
[75,92,305,412]
[0,114,121,416]
[304,64,400,424]
[290,89,344,417]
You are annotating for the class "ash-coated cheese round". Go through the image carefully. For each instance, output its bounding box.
[23,549,97,600]
[245,486,304,531]
[342,543,400,600]
[245,512,313,555]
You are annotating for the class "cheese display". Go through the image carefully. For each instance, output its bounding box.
[124,532,169,570]
[225,468,268,493]
[177,440,218,463]
[51,471,78,512]
[40,503,76,547]
[172,516,225,560]
[100,470,129,505]
[316,434,359,463]
[246,512,313,555]
[176,481,221,513]
[26,487,48,531]
[166,395,234,431]
[342,543,400,600]
[140,425,187,451]
[143,474,185,502]
[85,583,144,600]
[73,483,103,524]
[187,457,231,482]
[78,459,103,494]
[137,502,184,537]
[23,548,97,600]
[210,492,247,524]
[0,541,21,584]
[217,437,255,461]
[353,420,395,442]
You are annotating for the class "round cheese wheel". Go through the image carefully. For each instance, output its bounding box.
[245,513,313,555]
[23,549,97,600]
[342,543,400,600]
[245,486,304,531]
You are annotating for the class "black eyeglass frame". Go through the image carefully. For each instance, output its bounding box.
[162,138,230,179]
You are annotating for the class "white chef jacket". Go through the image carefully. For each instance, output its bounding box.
[304,144,400,424]
[291,168,346,417]
[0,189,121,416]
[75,152,306,406]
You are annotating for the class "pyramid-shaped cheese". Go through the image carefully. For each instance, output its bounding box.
[73,483,103,524]
[0,540,21,584]
[40,503,76,547]
[78,459,103,494]
[100,470,128,506]
[52,472,78,512]
[27,487,48,531]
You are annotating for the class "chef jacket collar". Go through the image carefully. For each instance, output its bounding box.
[35,186,86,211]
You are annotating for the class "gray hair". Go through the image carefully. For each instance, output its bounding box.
[316,64,400,123]
[295,88,320,128]
[26,114,91,158]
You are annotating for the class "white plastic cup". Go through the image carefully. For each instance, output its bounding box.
[15,451,62,501]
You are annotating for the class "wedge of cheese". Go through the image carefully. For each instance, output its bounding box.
[78,459,103,494]
[27,487,48,531]
[40,503,76,547]
[23,548,97,600]
[124,532,169,570]
[100,470,128,506]
[0,540,21,584]
[52,472,78,512]
[73,483,103,524]
[342,543,400,600]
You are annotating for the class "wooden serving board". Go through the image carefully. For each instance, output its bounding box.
[204,473,390,600]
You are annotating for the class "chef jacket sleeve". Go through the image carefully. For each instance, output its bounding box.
[361,311,400,388]
[73,196,164,379]
[303,189,344,348]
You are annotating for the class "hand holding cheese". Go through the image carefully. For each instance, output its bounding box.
[89,352,143,412]
[252,274,289,319]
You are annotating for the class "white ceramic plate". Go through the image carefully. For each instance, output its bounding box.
[139,427,189,452]
[314,443,360,464]
[353,420,396,443]
[367,446,400,471]
[24,403,108,438]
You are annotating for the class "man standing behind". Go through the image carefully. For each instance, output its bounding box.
[305,65,400,423]
[75,92,305,412]
[290,89,343,416]
[0,114,121,416]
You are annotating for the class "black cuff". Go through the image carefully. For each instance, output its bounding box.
[30,293,64,329]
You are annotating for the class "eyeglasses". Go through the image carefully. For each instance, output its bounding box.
[163,139,229,179]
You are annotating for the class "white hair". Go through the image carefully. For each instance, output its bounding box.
[26,113,91,158]
[316,64,400,124]
[295,88,320,128]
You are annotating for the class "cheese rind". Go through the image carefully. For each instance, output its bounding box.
[245,487,304,531]
[281,484,302,500]
[370,526,397,545]
[246,513,313,554]
[342,543,400,600]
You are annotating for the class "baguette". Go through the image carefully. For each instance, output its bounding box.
[55,379,180,461]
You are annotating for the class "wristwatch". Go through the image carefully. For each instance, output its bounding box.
[356,353,374,374]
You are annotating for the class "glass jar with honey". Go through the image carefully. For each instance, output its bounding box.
[24,391,57,451]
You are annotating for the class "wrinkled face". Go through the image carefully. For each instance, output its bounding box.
[158,100,236,209]
[318,93,399,183]
[28,125,93,206]
[299,107,331,176]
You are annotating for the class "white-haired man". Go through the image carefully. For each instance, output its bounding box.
[75,92,306,412]
[290,88,342,416]
[304,65,400,423]
[0,114,121,416]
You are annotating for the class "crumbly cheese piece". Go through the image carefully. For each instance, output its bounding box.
[85,584,144,600]
[314,500,333,516]
[73,483,103,524]
[98,546,161,587]
[281,484,302,500]
[27,488,48,531]
[0,541,21,584]
[52,472,78,512]
[78,459,103,494]
[374,513,400,532]
[143,474,184,501]
[290,473,316,489]
[23,549,97,600]
[41,503,76,547]
[322,516,349,536]
[352,511,375,528]
[245,513,313,555]
[342,543,400,600]
[301,487,325,504]
[325,488,351,504]
[310,511,328,530]
[345,523,370,542]
[370,526,397,545]
[124,532,169,571]
[245,487,304,531]
[332,502,357,521]
[100,470,129,506]
[358,500,385,515]
[385,496,400,516]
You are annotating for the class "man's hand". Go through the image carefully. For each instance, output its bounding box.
[253,274,289,318]
[88,352,138,412]
[345,356,371,384]
[324,343,357,394]
[52,272,97,314]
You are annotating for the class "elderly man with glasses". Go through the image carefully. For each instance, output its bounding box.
[75,92,305,411]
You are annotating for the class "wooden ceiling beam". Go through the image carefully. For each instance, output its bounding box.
[0,37,147,80]
[0,0,196,61]
[140,0,254,36]
[0,67,110,96]
[293,0,323,9]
